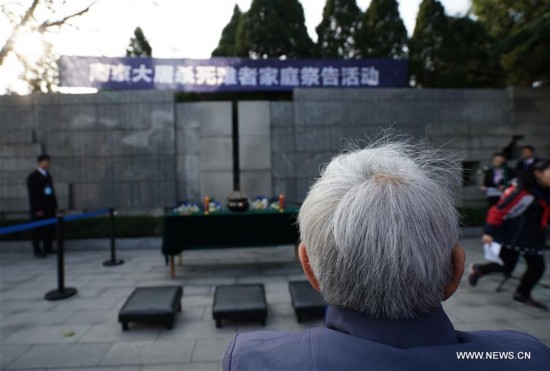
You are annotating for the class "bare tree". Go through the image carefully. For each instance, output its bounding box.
[0,0,97,92]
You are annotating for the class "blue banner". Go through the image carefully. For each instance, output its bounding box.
[58,56,408,92]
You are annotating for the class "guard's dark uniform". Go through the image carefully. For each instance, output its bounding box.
[27,169,57,255]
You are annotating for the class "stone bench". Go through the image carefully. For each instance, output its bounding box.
[118,286,183,330]
[289,281,325,323]
[212,284,267,328]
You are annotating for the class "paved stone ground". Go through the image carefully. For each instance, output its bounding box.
[0,238,549,371]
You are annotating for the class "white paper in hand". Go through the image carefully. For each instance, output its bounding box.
[483,242,504,265]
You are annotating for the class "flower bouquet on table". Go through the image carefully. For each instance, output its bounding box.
[270,194,285,212]
[203,196,222,215]
[172,201,200,215]
[251,196,269,210]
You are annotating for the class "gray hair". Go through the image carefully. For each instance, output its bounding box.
[298,137,463,320]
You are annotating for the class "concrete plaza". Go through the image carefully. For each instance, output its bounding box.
[1,238,549,370]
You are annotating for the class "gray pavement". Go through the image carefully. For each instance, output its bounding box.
[0,238,549,371]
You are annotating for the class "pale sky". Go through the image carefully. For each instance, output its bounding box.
[0,0,470,93]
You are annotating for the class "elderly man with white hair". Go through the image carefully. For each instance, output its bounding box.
[223,138,550,371]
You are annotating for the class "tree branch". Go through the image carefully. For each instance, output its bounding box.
[0,0,41,65]
[37,0,97,31]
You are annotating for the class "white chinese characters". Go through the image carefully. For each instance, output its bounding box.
[89,63,110,83]
[280,67,299,86]
[361,67,380,86]
[175,66,195,85]
[238,67,258,86]
[342,67,360,86]
[300,67,320,86]
[154,65,174,84]
[216,67,238,85]
[132,64,153,83]
[87,61,382,88]
[110,64,132,82]
[196,66,217,85]
[259,67,278,86]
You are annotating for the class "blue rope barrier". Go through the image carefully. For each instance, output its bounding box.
[64,209,110,222]
[0,218,57,235]
[0,209,111,236]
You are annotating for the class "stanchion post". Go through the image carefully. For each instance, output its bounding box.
[103,207,124,266]
[45,213,77,301]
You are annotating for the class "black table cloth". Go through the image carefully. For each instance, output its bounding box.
[161,208,300,276]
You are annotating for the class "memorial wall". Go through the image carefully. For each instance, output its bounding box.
[1,87,549,216]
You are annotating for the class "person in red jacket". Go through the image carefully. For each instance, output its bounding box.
[469,159,550,310]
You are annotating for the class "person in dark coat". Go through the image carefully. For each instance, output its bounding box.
[480,153,515,207]
[27,154,58,258]
[516,145,540,177]
[470,159,550,310]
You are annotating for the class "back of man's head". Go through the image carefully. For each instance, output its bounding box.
[298,137,463,320]
[521,145,535,159]
[37,154,51,163]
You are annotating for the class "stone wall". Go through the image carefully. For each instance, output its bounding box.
[174,101,229,204]
[1,87,549,216]
[0,91,176,216]
[509,87,550,153]
[284,87,549,206]
[270,102,297,204]
[173,101,272,205]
